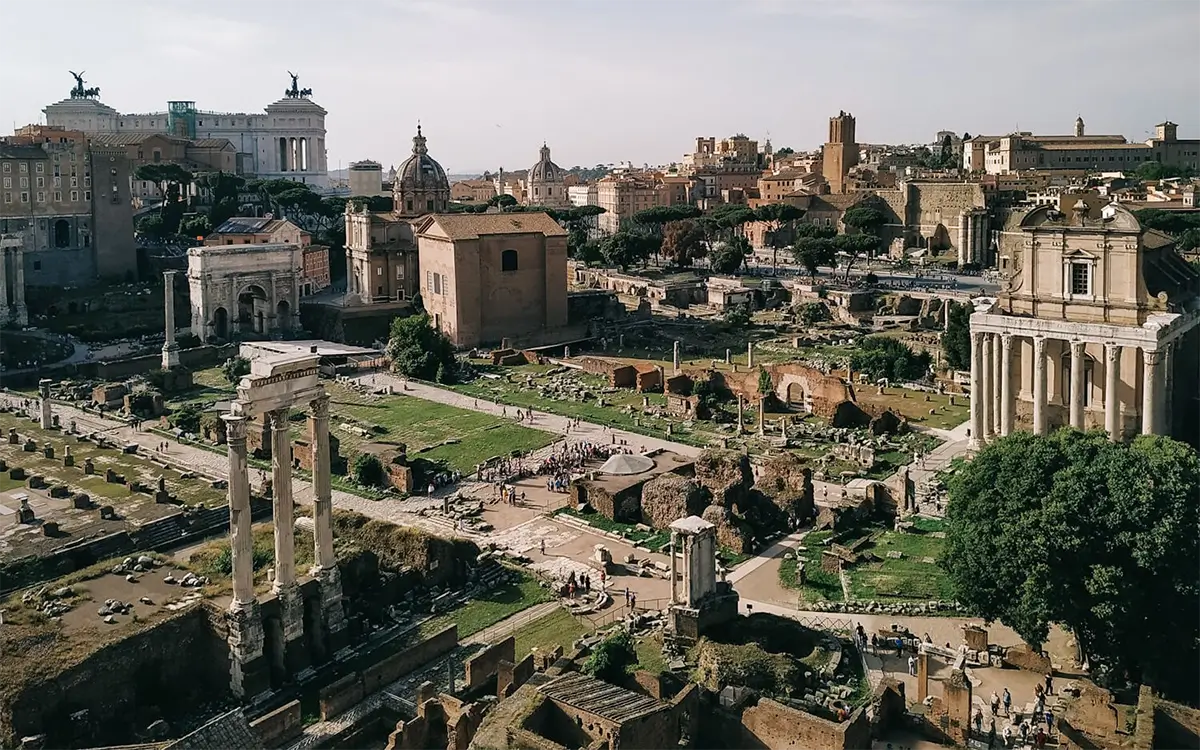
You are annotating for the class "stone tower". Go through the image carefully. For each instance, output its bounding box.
[822,111,858,195]
[1074,115,1085,138]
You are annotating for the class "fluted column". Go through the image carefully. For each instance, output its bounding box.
[969,330,984,449]
[1142,349,1163,435]
[1105,343,1121,440]
[270,409,296,590]
[980,333,993,441]
[13,247,27,326]
[1069,341,1086,430]
[310,396,335,571]
[991,334,1002,435]
[669,533,678,605]
[224,414,255,606]
[0,249,9,313]
[1032,337,1048,435]
[1000,334,1014,436]
[1163,343,1174,435]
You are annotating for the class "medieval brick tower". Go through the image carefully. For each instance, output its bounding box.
[822,111,858,195]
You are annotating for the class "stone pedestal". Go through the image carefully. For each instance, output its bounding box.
[314,565,348,654]
[227,599,270,699]
[275,584,310,675]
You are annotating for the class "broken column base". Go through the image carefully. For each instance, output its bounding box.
[274,583,311,677]
[312,565,349,655]
[161,342,181,370]
[226,599,271,700]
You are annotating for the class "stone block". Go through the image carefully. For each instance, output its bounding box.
[27,475,46,490]
[42,521,60,536]
[23,439,36,452]
[9,467,26,480]
[7,428,18,444]
[71,493,92,509]
[42,444,54,460]
[99,505,116,519]
[0,458,6,472]
[49,485,70,499]
[83,459,95,474]
[105,468,126,484]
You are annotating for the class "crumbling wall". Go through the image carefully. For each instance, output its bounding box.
[640,473,709,530]
[740,698,871,750]
[756,454,815,521]
[333,510,479,588]
[465,636,516,690]
[694,450,754,510]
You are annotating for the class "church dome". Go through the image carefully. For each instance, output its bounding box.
[528,143,564,183]
[397,125,449,192]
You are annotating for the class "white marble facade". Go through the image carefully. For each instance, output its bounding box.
[187,243,302,341]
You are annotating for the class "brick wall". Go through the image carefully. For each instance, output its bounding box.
[739,698,871,750]
[465,636,516,690]
[497,653,535,697]
[249,699,303,747]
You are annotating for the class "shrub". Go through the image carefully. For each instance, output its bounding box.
[352,453,387,488]
[583,630,636,684]
[850,336,932,382]
[222,356,250,384]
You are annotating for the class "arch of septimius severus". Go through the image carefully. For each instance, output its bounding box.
[223,351,346,697]
[967,201,1200,448]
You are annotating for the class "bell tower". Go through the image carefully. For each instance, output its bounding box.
[822,111,858,194]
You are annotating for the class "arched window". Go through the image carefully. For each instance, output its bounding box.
[53,219,70,248]
[501,249,518,272]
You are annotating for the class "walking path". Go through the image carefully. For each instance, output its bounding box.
[727,529,807,584]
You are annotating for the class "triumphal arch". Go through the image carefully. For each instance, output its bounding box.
[223,351,346,697]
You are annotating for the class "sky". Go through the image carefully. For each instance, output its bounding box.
[1,0,1198,175]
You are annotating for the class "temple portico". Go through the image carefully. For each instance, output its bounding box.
[223,352,346,699]
[967,201,1200,449]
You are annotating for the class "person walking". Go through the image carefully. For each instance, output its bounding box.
[974,708,983,735]
[539,539,545,555]
[908,655,917,676]
[1002,687,1011,717]
[1044,672,1054,696]
[991,691,1000,717]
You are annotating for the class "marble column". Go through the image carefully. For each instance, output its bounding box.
[747,341,754,368]
[1141,348,1163,435]
[13,247,27,326]
[38,379,52,430]
[225,414,255,605]
[1000,334,1014,436]
[1032,337,1048,435]
[1069,341,1086,430]
[757,398,765,436]
[968,330,984,449]
[270,409,296,590]
[1163,343,1175,435]
[736,396,744,433]
[1104,343,1121,440]
[980,333,993,441]
[308,395,346,650]
[669,533,678,605]
[991,334,1002,436]
[161,270,180,369]
[672,341,681,374]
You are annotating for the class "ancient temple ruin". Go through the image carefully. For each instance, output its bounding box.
[668,515,739,642]
[223,352,346,698]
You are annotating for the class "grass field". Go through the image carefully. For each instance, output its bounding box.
[633,632,670,676]
[843,520,954,602]
[779,531,845,603]
[419,569,553,640]
[512,607,588,659]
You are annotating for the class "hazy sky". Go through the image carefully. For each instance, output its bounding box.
[2,0,1198,174]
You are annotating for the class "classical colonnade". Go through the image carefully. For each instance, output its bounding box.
[967,328,1177,448]
[1,235,28,326]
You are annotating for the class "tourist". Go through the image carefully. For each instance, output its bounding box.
[987,721,996,749]
[539,539,545,555]
[870,634,879,655]
[895,638,903,658]
[1002,722,1013,748]
[1018,721,1029,745]
[974,708,983,734]
[991,691,1000,716]
[1002,687,1011,716]
[1044,708,1053,733]
[1034,726,1046,749]
[907,655,916,676]
[1044,672,1054,696]
[630,591,637,609]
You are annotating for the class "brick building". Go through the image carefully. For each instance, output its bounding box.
[204,217,329,295]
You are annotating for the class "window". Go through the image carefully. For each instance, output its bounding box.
[426,199,434,211]
[376,267,383,277]
[19,163,27,173]
[1,177,8,189]
[501,249,519,272]
[36,191,45,203]
[70,190,78,202]
[426,270,433,291]
[36,177,44,188]
[54,190,61,201]
[34,163,43,174]
[3,193,10,204]
[407,200,414,212]
[19,176,27,188]
[54,219,70,247]
[84,191,91,201]
[20,192,29,203]
[71,177,78,188]
[433,273,442,295]
[1,163,8,173]
[33,260,41,271]
[396,267,404,279]
[1069,262,1091,296]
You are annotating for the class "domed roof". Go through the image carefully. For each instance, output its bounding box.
[598,453,655,476]
[528,143,564,183]
[397,125,448,192]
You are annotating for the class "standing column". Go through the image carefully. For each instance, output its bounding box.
[1032,337,1048,435]
[1163,342,1175,435]
[736,396,744,433]
[270,409,296,590]
[1141,349,1163,435]
[13,247,27,326]
[309,395,347,651]
[38,379,53,429]
[747,341,754,368]
[672,341,681,374]
[1069,341,1086,430]
[957,213,970,266]
[161,270,180,369]
[223,412,267,698]
[0,249,9,314]
[669,533,678,605]
[980,333,993,441]
[1000,334,1014,436]
[991,334,1002,435]
[968,331,984,449]
[1104,343,1121,440]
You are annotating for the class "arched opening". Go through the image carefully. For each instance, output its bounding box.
[54,219,71,248]
[501,249,518,272]
[212,307,229,340]
[784,380,810,412]
[299,138,308,172]
[929,223,952,253]
[276,299,291,332]
[278,137,288,171]
[237,285,268,334]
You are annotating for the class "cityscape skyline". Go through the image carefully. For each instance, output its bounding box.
[1,0,1198,173]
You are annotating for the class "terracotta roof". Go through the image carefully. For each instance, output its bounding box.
[163,708,259,750]
[809,194,862,211]
[190,138,235,149]
[421,212,567,240]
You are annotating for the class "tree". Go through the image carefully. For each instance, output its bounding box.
[833,233,880,279]
[793,223,837,241]
[632,204,702,233]
[386,314,457,383]
[195,170,246,229]
[600,232,652,270]
[841,205,888,239]
[757,367,773,397]
[710,236,751,275]
[849,336,931,382]
[179,214,213,239]
[792,236,836,279]
[755,203,806,274]
[661,219,707,267]
[796,301,831,326]
[941,301,972,371]
[222,356,250,384]
[351,453,387,488]
[350,195,393,212]
[773,147,795,159]
[136,163,193,235]
[487,193,518,210]
[723,304,751,329]
[576,240,604,265]
[942,431,1199,700]
[137,213,167,240]
[1130,161,1196,182]
[583,630,636,683]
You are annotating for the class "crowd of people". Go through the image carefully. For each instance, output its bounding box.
[537,441,629,492]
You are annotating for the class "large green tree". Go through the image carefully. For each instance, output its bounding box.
[849,336,931,382]
[600,231,652,270]
[754,203,806,274]
[710,236,752,275]
[386,314,457,383]
[136,163,194,235]
[661,219,707,267]
[942,431,1199,700]
[792,236,836,279]
[941,301,972,371]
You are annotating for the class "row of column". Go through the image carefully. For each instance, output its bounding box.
[279,136,312,172]
[969,331,1173,447]
[1,242,29,326]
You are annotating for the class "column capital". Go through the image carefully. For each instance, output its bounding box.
[1033,336,1047,355]
[970,329,985,346]
[1000,332,1014,349]
[267,407,291,429]
[1105,342,1121,363]
[1143,349,1164,366]
[1069,340,1085,357]
[222,413,248,442]
[310,394,330,420]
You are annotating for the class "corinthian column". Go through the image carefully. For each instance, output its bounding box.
[1142,349,1163,435]
[309,396,335,572]
[1069,341,1086,430]
[980,333,993,441]
[1032,337,1048,435]
[270,409,296,590]
[991,334,1002,435]
[968,330,984,449]
[1105,343,1121,440]
[224,414,255,606]
[1000,334,1014,436]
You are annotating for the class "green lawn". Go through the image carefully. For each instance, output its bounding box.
[556,507,747,566]
[633,632,670,676]
[419,569,553,640]
[779,531,845,603]
[843,523,955,602]
[512,607,588,659]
